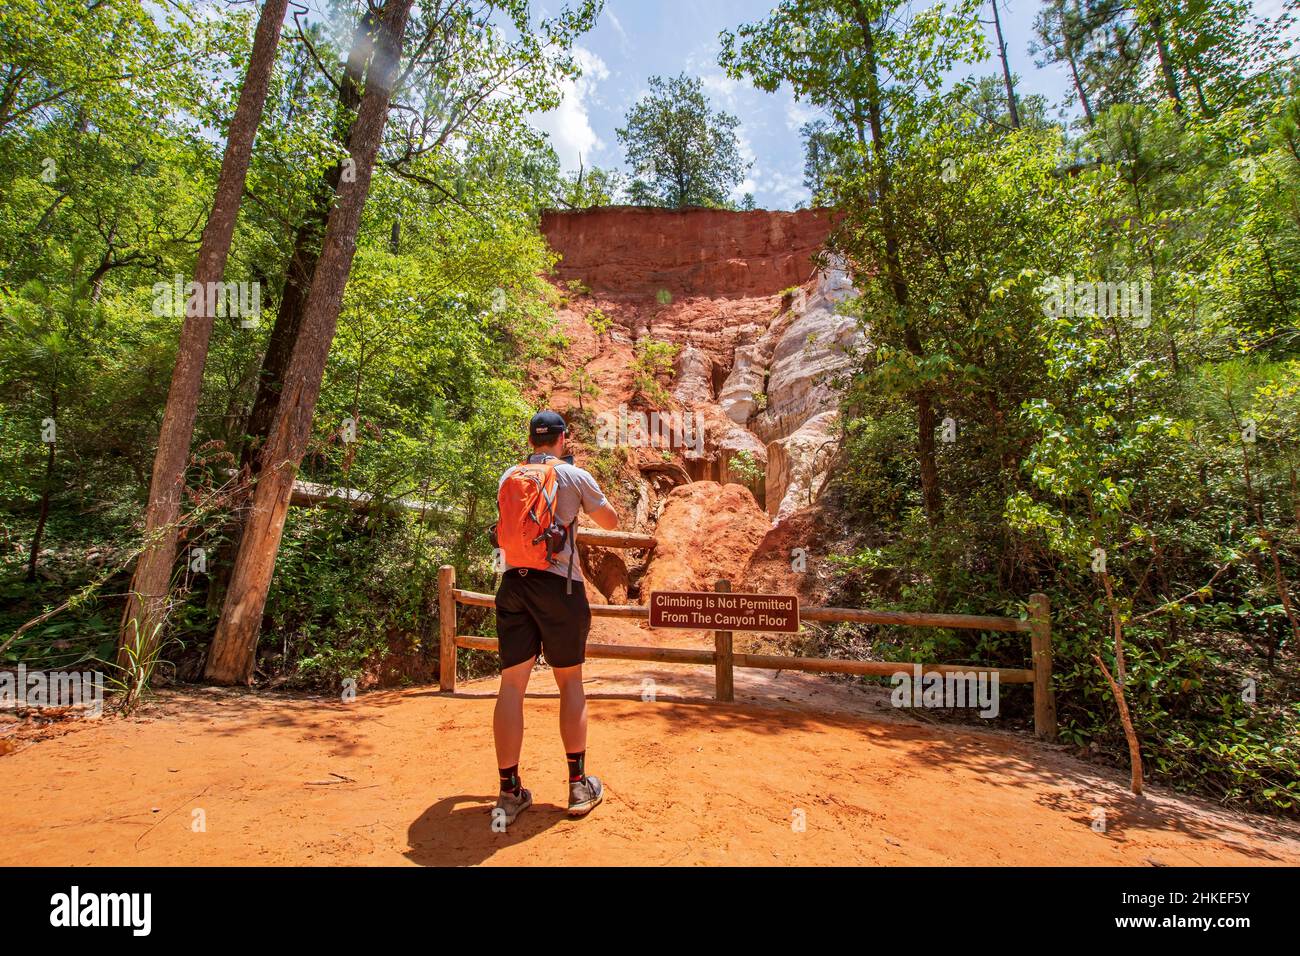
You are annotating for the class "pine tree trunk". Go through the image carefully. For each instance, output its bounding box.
[1146,7,1185,114]
[240,11,377,471]
[990,0,1020,128]
[851,0,943,524]
[208,10,378,621]
[204,0,415,685]
[25,392,57,583]
[1066,44,1094,127]
[117,0,290,668]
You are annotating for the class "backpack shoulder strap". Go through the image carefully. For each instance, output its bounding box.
[565,518,577,594]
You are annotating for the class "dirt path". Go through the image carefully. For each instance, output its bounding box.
[4,622,1298,866]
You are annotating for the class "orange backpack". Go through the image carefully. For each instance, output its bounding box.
[492,460,571,576]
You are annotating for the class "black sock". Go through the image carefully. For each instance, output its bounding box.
[566,751,585,783]
[499,765,521,795]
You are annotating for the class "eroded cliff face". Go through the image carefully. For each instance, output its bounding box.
[540,206,835,299]
[536,206,860,604]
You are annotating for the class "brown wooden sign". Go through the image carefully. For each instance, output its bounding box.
[648,590,800,633]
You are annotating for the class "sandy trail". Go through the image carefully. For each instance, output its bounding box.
[3,617,1298,867]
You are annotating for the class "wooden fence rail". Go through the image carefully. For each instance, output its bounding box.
[438,564,1056,739]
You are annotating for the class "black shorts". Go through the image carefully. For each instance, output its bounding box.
[495,568,591,669]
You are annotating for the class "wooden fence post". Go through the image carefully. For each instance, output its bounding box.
[439,565,456,693]
[714,579,734,702]
[1029,593,1056,739]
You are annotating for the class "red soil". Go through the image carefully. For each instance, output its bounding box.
[3,630,1298,867]
[638,481,772,596]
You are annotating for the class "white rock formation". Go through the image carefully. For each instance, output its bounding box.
[713,262,861,519]
[717,341,770,424]
[672,344,715,406]
[756,263,859,442]
[766,411,839,522]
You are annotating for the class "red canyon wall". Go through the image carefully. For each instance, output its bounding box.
[540,206,835,298]
[533,206,855,606]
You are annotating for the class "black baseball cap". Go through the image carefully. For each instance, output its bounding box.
[529,409,567,439]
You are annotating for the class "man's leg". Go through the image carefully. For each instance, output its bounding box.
[552,663,587,755]
[492,570,540,825]
[493,656,535,773]
[552,662,602,816]
[491,654,536,827]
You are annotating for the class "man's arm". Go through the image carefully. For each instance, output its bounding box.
[588,500,619,531]
[576,468,619,530]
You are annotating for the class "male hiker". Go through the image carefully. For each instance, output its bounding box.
[490,410,619,826]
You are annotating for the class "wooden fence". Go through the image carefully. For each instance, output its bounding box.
[438,544,1056,738]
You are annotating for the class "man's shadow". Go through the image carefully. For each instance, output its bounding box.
[404,794,570,866]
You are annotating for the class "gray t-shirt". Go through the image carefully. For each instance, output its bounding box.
[498,453,609,582]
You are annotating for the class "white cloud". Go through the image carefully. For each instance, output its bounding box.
[785,94,820,133]
[687,40,756,120]
[699,71,745,115]
[766,170,810,210]
[605,7,630,52]
[532,46,610,172]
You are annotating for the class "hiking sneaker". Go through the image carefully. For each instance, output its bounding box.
[567,774,604,817]
[493,787,532,828]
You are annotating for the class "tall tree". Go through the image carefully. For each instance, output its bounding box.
[722,0,984,524]
[1031,0,1096,127]
[238,9,379,475]
[205,2,599,613]
[205,0,415,684]
[1136,0,1185,115]
[117,0,290,665]
[239,1,598,476]
[988,0,1020,128]
[198,6,381,611]
[617,73,749,209]
[800,118,840,199]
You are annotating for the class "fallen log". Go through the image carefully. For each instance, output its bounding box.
[286,477,448,520]
[575,528,656,550]
[239,472,655,549]
[222,469,448,522]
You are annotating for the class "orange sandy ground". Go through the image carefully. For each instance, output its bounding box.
[3,621,1299,867]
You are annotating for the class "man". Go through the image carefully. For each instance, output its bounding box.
[493,410,619,827]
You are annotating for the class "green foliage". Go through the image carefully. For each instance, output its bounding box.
[728,450,764,486]
[569,366,600,412]
[0,0,599,689]
[585,307,612,336]
[630,338,679,406]
[726,0,1300,814]
[617,73,750,208]
[587,445,626,492]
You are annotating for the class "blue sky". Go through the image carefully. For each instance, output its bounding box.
[532,0,1293,210]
